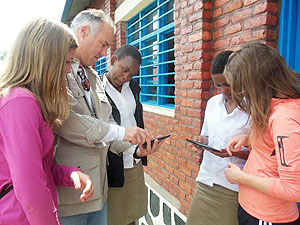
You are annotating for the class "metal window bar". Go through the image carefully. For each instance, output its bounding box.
[126,0,173,31]
[95,56,107,76]
[127,0,175,108]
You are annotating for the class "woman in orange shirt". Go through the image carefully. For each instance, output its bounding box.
[224,43,300,225]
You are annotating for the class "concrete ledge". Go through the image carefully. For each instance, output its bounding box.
[115,0,153,23]
[143,104,175,117]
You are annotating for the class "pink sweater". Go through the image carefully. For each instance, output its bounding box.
[240,98,300,223]
[0,87,78,225]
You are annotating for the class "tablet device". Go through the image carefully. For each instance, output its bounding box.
[142,135,170,148]
[186,139,220,153]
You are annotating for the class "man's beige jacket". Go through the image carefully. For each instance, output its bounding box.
[54,59,129,217]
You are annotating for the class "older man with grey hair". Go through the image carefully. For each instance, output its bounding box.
[54,9,150,225]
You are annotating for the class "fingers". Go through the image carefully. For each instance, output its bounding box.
[80,179,94,202]
[124,127,152,145]
[226,140,240,156]
[137,138,162,157]
[71,171,94,202]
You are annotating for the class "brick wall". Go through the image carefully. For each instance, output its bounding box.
[93,0,280,216]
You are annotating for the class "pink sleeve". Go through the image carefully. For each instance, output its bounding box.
[268,109,300,202]
[51,163,79,186]
[0,97,60,225]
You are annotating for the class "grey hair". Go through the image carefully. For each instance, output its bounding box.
[70,9,116,35]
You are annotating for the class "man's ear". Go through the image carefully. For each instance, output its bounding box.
[111,55,118,66]
[80,25,90,39]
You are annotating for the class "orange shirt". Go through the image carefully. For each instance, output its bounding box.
[240,98,300,223]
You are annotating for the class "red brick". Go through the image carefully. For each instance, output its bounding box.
[188,53,202,62]
[203,1,213,10]
[194,21,212,30]
[202,10,212,19]
[169,174,179,185]
[224,0,243,14]
[182,99,194,107]
[188,90,202,99]
[182,45,194,53]
[165,164,174,174]
[244,14,278,30]
[231,8,252,23]
[183,25,193,34]
[181,0,188,8]
[160,168,170,179]
[231,31,252,45]
[187,72,201,80]
[213,8,222,18]
[224,23,242,36]
[174,169,186,181]
[215,0,230,7]
[213,37,231,49]
[213,29,223,39]
[181,116,193,125]
[254,2,279,15]
[184,6,194,17]
[186,161,200,172]
[195,1,203,11]
[253,29,277,40]
[183,64,193,71]
[179,90,187,98]
[244,0,259,6]
[214,16,230,29]
[189,12,202,22]
[180,165,192,177]
[181,81,194,89]
[181,18,188,26]
[201,61,212,70]
[188,31,211,42]
[195,42,213,51]
[188,108,201,118]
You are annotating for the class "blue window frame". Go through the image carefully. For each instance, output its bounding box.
[279,0,300,210]
[127,0,175,109]
[95,56,107,76]
[278,0,300,73]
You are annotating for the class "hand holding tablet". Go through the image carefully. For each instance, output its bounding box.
[186,139,220,152]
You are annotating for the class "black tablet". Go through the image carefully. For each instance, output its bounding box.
[186,139,220,153]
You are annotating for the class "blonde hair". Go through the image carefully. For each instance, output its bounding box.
[224,42,300,135]
[0,18,78,129]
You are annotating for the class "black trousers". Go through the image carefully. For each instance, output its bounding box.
[238,205,300,225]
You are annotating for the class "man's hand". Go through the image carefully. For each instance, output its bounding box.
[70,171,94,202]
[123,127,151,145]
[136,138,165,157]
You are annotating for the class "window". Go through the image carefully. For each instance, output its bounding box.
[127,0,175,109]
[278,0,300,73]
[95,56,107,76]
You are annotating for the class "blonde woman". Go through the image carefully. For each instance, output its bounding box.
[0,19,93,225]
[225,43,300,225]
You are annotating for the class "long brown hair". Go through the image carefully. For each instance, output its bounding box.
[0,18,78,129]
[224,42,300,135]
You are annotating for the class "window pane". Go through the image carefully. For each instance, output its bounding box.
[127,0,175,108]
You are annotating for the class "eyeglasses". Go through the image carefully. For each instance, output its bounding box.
[77,66,90,91]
